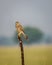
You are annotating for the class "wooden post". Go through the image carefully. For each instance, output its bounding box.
[18,36,25,65]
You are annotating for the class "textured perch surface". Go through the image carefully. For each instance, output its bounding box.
[18,36,25,65]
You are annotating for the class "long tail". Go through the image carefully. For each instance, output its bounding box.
[22,32,28,40]
[18,31,28,40]
[25,35,28,40]
[22,32,30,44]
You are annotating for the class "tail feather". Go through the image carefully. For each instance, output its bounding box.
[25,35,28,40]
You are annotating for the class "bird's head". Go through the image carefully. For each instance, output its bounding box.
[16,21,19,24]
[15,21,19,28]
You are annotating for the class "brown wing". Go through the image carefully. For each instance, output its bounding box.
[19,25,24,32]
[16,22,24,32]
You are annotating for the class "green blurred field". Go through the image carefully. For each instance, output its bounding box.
[0,45,52,65]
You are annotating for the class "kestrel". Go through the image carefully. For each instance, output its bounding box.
[15,21,28,40]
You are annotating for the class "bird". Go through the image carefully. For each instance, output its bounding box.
[15,21,28,40]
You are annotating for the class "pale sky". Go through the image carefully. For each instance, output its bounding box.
[0,0,52,37]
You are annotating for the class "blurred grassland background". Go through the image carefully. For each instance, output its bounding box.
[0,45,52,65]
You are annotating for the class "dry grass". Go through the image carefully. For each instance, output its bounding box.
[0,45,52,65]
